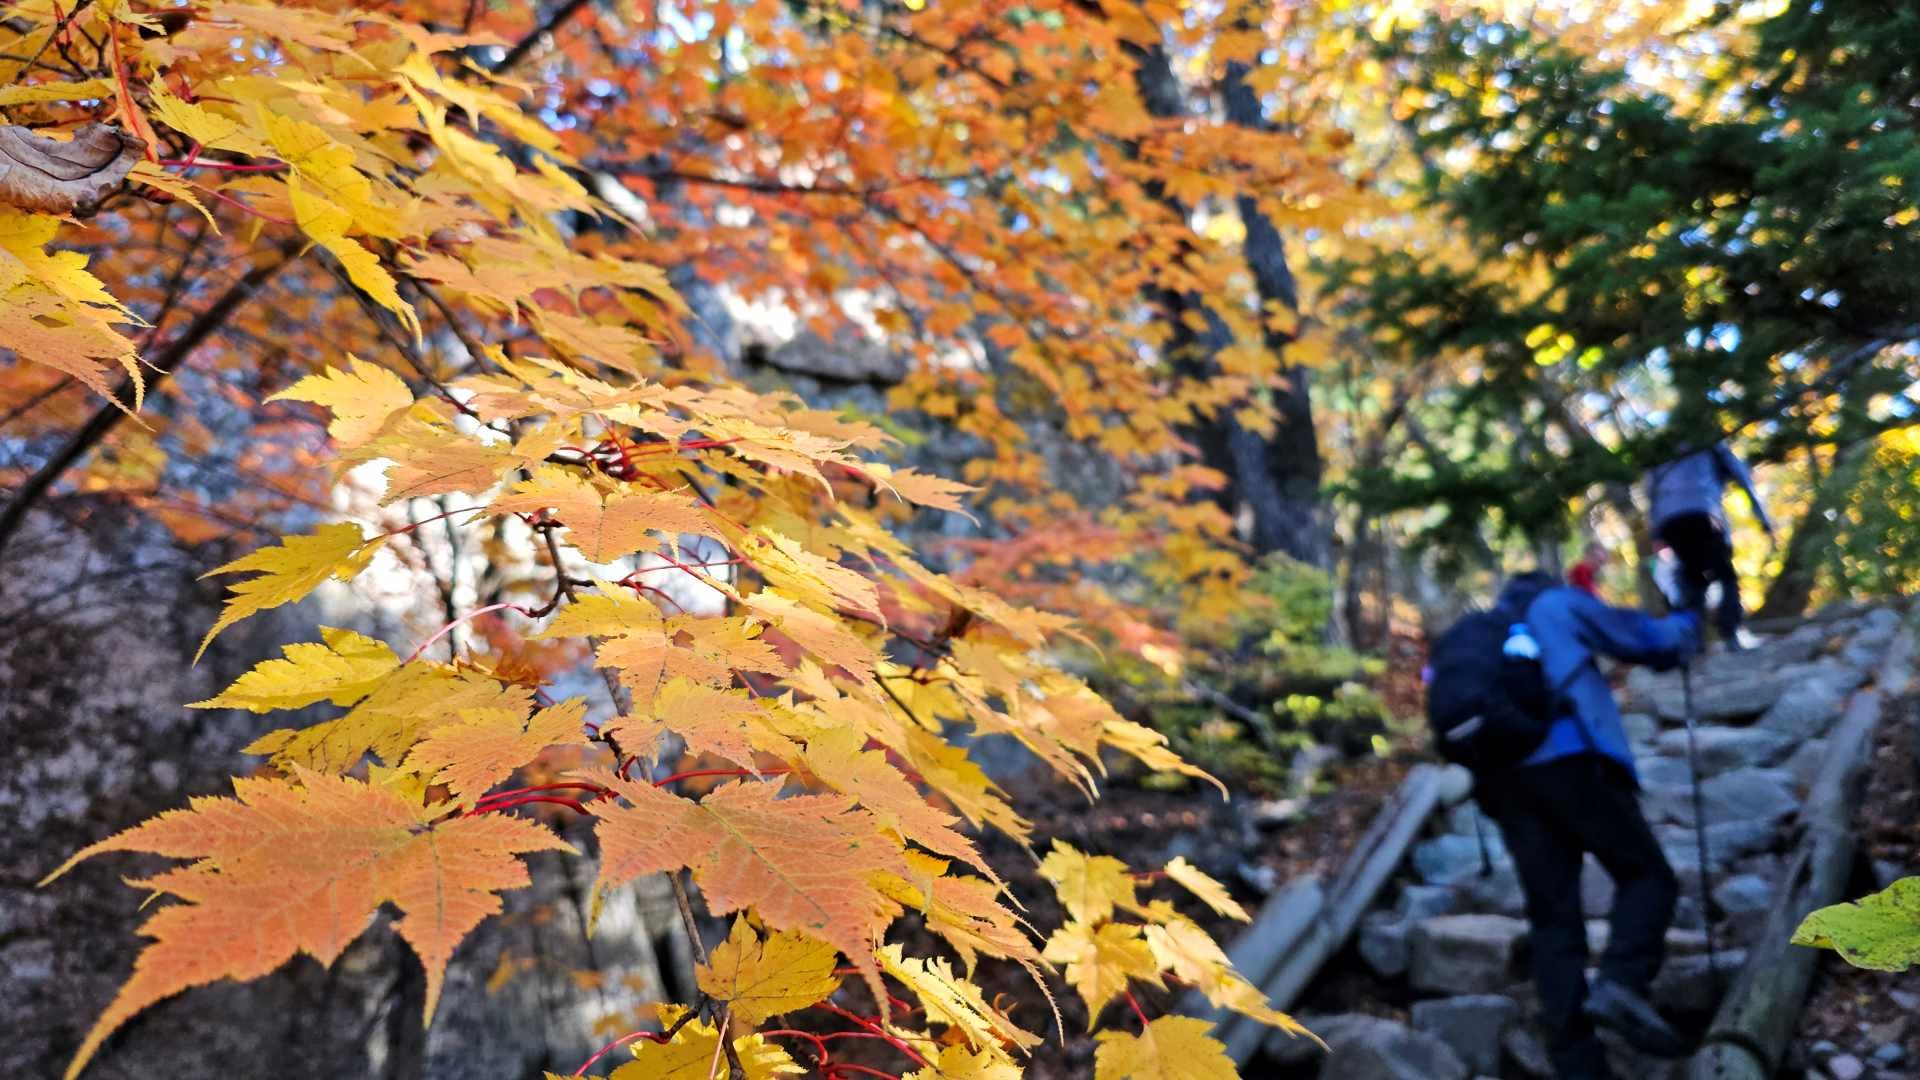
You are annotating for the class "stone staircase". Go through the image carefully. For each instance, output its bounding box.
[1257,606,1913,1080]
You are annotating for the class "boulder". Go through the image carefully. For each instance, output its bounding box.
[1672,767,1800,828]
[1411,994,1519,1075]
[1446,800,1497,837]
[1409,914,1529,995]
[1756,678,1848,738]
[1396,884,1459,922]
[1622,712,1658,747]
[1783,737,1829,787]
[1436,764,1475,805]
[1649,671,1786,724]
[1415,834,1507,887]
[1358,911,1410,979]
[1713,873,1776,943]
[1462,861,1528,917]
[1651,948,1745,1013]
[1503,1025,1554,1078]
[1318,1017,1469,1080]
[1266,1013,1466,1077]
[1653,819,1777,869]
[1654,727,1794,772]
[1638,755,1694,789]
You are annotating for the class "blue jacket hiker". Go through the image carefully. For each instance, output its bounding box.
[1647,442,1772,642]
[1477,574,1703,1080]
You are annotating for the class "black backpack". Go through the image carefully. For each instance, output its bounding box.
[1426,610,1556,773]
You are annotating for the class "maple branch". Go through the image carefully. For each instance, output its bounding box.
[0,246,296,559]
[1123,989,1151,1030]
[5,0,94,87]
[816,1004,932,1068]
[826,1065,901,1080]
[491,0,592,76]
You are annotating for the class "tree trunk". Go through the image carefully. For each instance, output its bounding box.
[1129,41,1328,567]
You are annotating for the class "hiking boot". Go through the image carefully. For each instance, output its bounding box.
[1584,976,1688,1058]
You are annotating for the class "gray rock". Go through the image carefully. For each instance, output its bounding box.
[1858,606,1902,642]
[1639,755,1694,788]
[1777,658,1869,695]
[1436,764,1475,805]
[1319,1017,1470,1080]
[1447,800,1498,837]
[1410,914,1529,995]
[1411,994,1518,1075]
[1758,678,1848,738]
[1713,873,1775,942]
[1654,819,1778,869]
[1265,1013,1352,1065]
[1358,911,1410,979]
[1872,1043,1906,1067]
[1652,948,1745,1012]
[1397,883,1459,922]
[1651,671,1786,723]
[1463,861,1528,917]
[1783,738,1829,786]
[1504,1025,1554,1078]
[1623,712,1659,747]
[1687,767,1800,828]
[1827,1053,1865,1080]
[764,330,909,383]
[1655,726,1795,772]
[1415,833,1507,887]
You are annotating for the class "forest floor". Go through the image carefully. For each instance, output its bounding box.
[1789,687,1920,1080]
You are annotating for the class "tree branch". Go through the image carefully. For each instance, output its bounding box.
[0,247,297,559]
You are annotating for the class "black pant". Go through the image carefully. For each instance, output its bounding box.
[1481,754,1678,1080]
[1656,511,1741,638]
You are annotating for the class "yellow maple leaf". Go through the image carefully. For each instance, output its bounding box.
[269,354,415,449]
[1093,1016,1237,1080]
[604,1005,804,1079]
[42,770,572,1080]
[604,677,795,770]
[1039,842,1139,925]
[586,773,906,1004]
[195,523,383,661]
[799,726,992,879]
[1042,921,1163,1025]
[695,918,841,1026]
[245,663,532,774]
[189,626,398,713]
[0,78,119,106]
[147,86,273,157]
[904,1044,1025,1080]
[494,467,720,563]
[1163,857,1249,923]
[881,944,1041,1060]
[403,699,590,805]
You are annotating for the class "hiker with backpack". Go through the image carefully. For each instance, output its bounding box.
[1646,440,1774,648]
[1428,571,1702,1080]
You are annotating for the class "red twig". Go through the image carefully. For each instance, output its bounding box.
[651,767,789,787]
[1123,990,1151,1031]
[405,602,532,663]
[827,1065,902,1079]
[462,794,588,816]
[571,1029,668,1075]
[159,158,288,172]
[202,186,295,226]
[817,1004,930,1069]
[761,1028,833,1067]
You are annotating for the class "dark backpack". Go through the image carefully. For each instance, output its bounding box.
[1426,610,1556,773]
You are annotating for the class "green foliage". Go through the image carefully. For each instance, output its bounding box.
[1792,877,1920,973]
[1325,7,1920,561]
[1821,435,1920,600]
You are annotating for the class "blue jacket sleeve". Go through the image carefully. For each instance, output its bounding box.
[1528,587,1701,676]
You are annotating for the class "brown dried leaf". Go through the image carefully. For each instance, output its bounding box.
[0,123,145,215]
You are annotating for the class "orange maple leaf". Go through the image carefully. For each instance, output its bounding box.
[42,770,571,1080]
[584,772,907,1008]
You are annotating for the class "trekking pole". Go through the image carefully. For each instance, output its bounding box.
[1680,663,1721,989]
